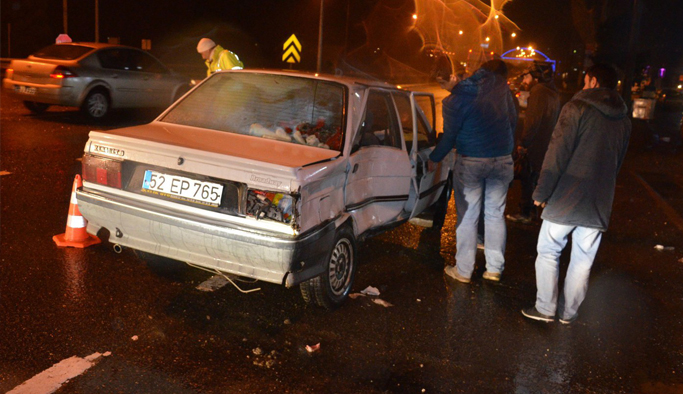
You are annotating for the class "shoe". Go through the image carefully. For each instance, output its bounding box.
[482,271,501,282]
[506,213,533,224]
[444,265,470,283]
[521,307,555,323]
[476,242,485,250]
[559,314,578,325]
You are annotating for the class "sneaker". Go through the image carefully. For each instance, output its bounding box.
[482,271,501,282]
[559,314,578,325]
[444,265,471,283]
[521,307,555,323]
[506,213,533,224]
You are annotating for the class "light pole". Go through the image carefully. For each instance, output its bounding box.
[95,0,99,42]
[317,0,323,73]
[63,0,68,33]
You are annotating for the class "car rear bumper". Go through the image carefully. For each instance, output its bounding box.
[2,78,79,106]
[76,188,335,286]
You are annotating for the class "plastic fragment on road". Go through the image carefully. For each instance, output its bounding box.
[349,293,364,299]
[131,335,139,341]
[196,275,230,292]
[305,343,321,353]
[361,286,380,296]
[654,245,675,251]
[372,298,394,308]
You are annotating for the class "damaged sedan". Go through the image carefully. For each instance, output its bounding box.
[76,69,454,308]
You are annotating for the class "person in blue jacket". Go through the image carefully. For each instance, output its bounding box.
[428,59,517,284]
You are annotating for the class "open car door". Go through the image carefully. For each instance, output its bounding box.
[344,88,413,236]
[400,92,453,219]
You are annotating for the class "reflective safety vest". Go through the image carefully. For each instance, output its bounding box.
[205,44,244,77]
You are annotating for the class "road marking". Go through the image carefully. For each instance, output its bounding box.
[632,171,683,232]
[197,274,230,292]
[8,352,108,394]
[0,171,11,176]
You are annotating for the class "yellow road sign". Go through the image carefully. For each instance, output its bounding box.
[282,34,302,63]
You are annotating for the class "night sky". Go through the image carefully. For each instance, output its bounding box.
[2,0,682,83]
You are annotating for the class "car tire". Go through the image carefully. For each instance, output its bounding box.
[299,225,356,309]
[82,89,110,119]
[23,101,50,113]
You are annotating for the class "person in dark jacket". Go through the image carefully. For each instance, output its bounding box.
[428,59,517,284]
[521,64,631,324]
[507,64,561,224]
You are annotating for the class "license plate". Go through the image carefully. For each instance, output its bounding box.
[141,170,223,207]
[14,85,37,95]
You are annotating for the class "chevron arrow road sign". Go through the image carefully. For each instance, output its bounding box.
[282,34,302,63]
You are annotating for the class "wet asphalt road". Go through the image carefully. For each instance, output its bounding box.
[1,89,683,394]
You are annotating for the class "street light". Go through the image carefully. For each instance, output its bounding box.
[317,0,323,73]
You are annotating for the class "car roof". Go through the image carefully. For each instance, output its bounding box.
[54,42,142,51]
[221,68,407,93]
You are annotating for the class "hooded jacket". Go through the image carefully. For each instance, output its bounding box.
[520,81,561,172]
[429,68,517,161]
[205,45,244,77]
[533,87,631,231]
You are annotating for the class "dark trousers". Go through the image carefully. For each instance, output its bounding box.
[519,169,539,217]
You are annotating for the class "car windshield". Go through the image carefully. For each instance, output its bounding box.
[160,73,346,151]
[32,44,94,60]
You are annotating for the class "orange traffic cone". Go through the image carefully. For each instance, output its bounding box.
[53,174,101,248]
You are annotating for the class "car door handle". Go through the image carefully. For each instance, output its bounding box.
[352,163,359,173]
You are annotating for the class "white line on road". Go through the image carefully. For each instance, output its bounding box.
[8,352,110,394]
[0,171,11,176]
[197,274,230,292]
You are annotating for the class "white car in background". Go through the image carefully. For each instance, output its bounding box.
[75,70,454,308]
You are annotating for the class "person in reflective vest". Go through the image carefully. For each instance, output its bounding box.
[197,38,244,77]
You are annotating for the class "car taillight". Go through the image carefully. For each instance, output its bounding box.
[82,154,122,189]
[246,189,294,224]
[50,65,77,79]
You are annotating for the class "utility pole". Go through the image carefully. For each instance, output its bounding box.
[623,0,641,103]
[317,0,323,73]
[63,0,68,33]
[95,0,99,42]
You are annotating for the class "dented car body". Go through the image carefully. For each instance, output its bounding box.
[76,70,454,308]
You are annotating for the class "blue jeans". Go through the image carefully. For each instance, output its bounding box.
[453,154,513,278]
[534,220,603,320]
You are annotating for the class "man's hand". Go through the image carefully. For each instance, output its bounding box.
[427,159,438,172]
[534,200,546,208]
[436,74,460,92]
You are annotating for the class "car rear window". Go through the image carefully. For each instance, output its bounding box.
[32,44,94,60]
[160,73,346,151]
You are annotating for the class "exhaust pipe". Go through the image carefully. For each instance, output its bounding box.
[113,244,123,254]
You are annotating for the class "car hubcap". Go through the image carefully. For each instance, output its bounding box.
[88,94,107,117]
[329,238,352,296]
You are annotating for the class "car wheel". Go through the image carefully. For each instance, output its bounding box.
[299,225,356,309]
[82,89,110,119]
[23,101,50,113]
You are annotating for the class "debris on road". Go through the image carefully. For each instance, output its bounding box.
[654,245,675,251]
[305,343,321,353]
[349,293,364,299]
[131,335,139,341]
[361,286,381,296]
[372,298,394,308]
[678,258,683,263]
